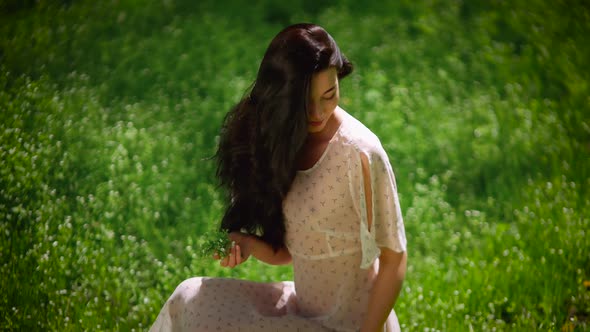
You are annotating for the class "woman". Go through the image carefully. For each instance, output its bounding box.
[150,23,407,332]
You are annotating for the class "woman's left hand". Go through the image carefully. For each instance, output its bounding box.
[217,232,252,268]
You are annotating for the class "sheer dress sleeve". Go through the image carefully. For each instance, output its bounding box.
[348,145,407,269]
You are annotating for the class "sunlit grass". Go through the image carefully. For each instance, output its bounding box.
[1,0,588,330]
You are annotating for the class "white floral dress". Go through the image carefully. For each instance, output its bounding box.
[150,108,407,332]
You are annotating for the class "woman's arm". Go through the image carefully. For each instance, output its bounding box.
[360,248,407,332]
[218,232,292,268]
[358,152,407,331]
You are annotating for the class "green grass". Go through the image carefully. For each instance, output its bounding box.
[1,0,589,330]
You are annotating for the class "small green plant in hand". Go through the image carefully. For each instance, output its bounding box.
[199,228,232,258]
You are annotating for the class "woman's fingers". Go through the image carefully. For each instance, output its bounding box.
[219,255,228,267]
[235,245,242,265]
[228,242,237,268]
[219,241,245,268]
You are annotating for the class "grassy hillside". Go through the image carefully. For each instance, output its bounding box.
[1,0,589,330]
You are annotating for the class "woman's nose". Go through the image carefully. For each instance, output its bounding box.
[308,103,320,119]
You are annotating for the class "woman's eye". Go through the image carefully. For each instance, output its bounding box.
[323,94,336,100]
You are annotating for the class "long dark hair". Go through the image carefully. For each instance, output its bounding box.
[215,23,353,251]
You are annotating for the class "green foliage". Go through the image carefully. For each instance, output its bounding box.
[1,0,589,331]
[198,228,231,259]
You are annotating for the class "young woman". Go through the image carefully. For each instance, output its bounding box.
[150,23,407,332]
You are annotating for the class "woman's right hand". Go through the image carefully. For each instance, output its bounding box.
[215,232,251,268]
[214,232,291,266]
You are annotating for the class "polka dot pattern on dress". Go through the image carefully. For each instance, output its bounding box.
[149,109,406,332]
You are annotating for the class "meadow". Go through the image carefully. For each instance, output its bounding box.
[1,0,589,330]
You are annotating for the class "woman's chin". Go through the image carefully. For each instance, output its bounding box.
[307,125,326,134]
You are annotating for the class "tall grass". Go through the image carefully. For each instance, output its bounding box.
[1,0,588,330]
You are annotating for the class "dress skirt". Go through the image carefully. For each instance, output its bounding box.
[149,277,400,332]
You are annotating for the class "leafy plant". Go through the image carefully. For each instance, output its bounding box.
[198,228,232,259]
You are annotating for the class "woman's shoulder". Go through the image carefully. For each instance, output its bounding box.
[338,107,386,157]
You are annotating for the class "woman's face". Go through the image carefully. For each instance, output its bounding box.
[307,67,339,134]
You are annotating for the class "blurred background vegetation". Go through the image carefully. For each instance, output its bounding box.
[1,0,589,330]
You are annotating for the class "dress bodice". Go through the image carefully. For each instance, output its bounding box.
[282,108,407,331]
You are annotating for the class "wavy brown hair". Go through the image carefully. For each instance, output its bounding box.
[215,23,353,251]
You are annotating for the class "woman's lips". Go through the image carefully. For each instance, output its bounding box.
[309,120,324,127]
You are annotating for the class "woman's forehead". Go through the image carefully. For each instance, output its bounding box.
[311,67,338,92]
